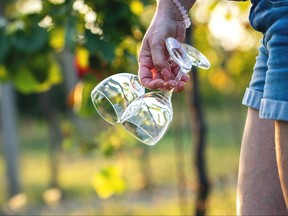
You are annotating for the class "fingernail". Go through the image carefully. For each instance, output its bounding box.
[183,75,190,82]
[171,81,177,86]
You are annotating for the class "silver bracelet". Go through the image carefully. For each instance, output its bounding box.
[171,0,191,28]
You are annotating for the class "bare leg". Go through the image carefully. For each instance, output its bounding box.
[237,108,287,215]
[275,120,288,208]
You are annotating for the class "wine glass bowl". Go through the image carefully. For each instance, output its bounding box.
[91,37,210,146]
[121,91,173,145]
[120,37,210,145]
[91,73,145,125]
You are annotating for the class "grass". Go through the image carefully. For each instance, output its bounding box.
[0,103,246,215]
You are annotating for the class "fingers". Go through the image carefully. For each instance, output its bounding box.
[149,39,171,76]
[140,67,165,89]
[138,35,190,92]
[164,72,190,93]
[138,39,170,90]
[138,54,190,92]
[138,54,166,90]
[141,71,190,92]
[173,81,186,93]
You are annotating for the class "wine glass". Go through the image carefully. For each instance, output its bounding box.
[91,73,145,125]
[120,37,210,145]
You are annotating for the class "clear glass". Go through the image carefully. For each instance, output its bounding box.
[91,37,210,145]
[91,73,145,124]
[120,38,210,145]
[121,91,173,145]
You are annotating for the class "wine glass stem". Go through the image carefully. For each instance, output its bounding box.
[167,67,191,95]
[175,67,190,82]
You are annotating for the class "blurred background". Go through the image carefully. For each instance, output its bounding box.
[0,0,262,215]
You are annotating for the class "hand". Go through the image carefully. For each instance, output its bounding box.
[138,1,191,93]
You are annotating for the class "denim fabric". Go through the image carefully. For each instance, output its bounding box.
[242,0,288,121]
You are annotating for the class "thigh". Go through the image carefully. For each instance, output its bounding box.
[275,120,288,207]
[237,108,287,214]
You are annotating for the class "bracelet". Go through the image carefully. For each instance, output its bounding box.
[171,0,191,28]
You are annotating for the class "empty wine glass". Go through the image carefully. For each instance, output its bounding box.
[120,37,210,145]
[91,73,145,124]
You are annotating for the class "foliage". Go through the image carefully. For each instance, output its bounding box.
[0,6,62,92]
[60,120,138,199]
[0,0,151,202]
[1,0,262,202]
[92,165,126,199]
[0,105,241,214]
[0,0,147,94]
[191,0,261,99]
[0,0,260,107]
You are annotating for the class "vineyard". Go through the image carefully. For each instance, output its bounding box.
[0,0,259,215]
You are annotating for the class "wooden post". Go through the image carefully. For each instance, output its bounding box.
[1,83,21,197]
[0,2,21,198]
[190,67,210,216]
[185,23,210,215]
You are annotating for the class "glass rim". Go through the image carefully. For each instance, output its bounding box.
[121,120,156,146]
[91,89,120,125]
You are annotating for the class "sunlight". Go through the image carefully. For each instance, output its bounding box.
[208,3,246,50]
[207,2,255,51]
[42,188,62,206]
[16,0,42,14]
[193,0,211,23]
[73,0,102,35]
[38,15,54,29]
[49,0,65,4]
[72,0,84,11]
[85,11,97,23]
[4,193,28,212]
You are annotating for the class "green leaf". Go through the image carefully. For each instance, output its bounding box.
[28,54,50,83]
[79,77,97,115]
[9,54,62,93]
[92,166,125,199]
[0,30,9,63]
[85,31,115,63]
[11,67,41,93]
[0,65,8,81]
[10,25,48,54]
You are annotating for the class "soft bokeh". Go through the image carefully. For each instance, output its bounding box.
[0,0,261,215]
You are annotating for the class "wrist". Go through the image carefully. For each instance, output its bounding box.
[171,0,191,28]
[156,0,195,28]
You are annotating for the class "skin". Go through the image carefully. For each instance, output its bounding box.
[237,108,287,215]
[275,120,288,208]
[139,0,288,213]
[138,0,196,92]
